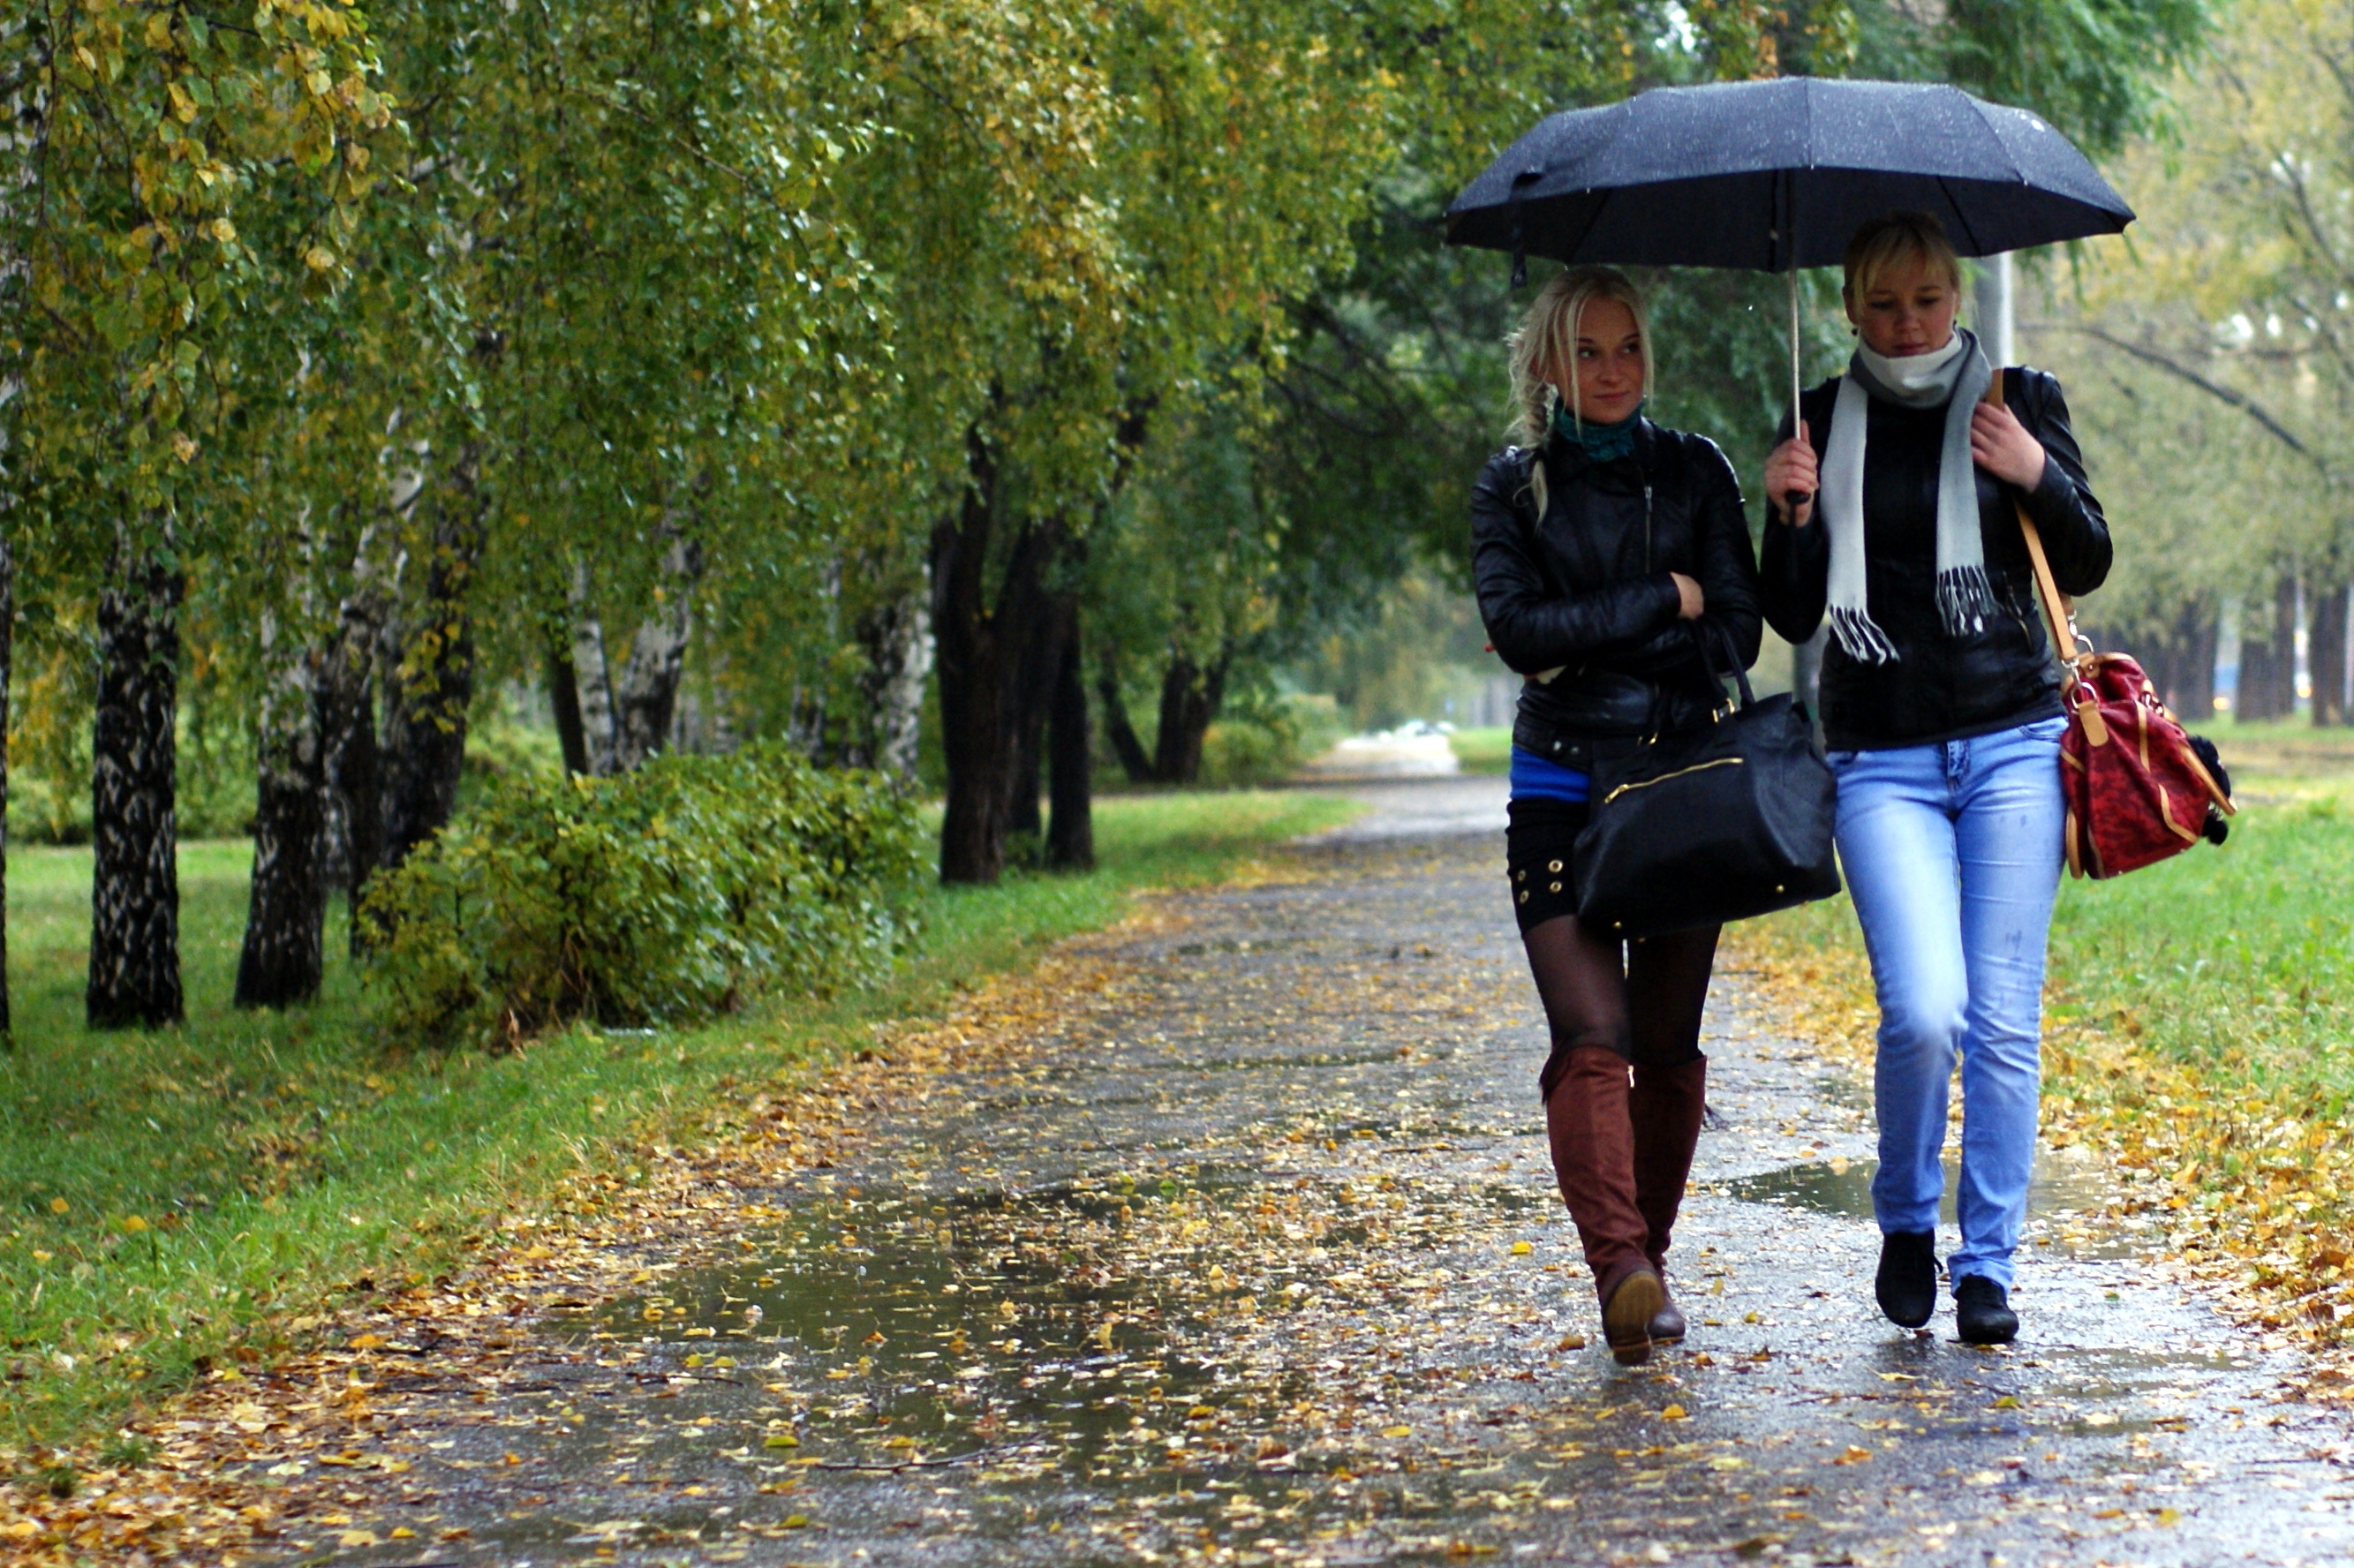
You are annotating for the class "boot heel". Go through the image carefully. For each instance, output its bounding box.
[1603,1267,1664,1364]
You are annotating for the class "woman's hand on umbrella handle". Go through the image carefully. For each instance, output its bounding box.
[1671,572,1705,620]
[1765,426,1817,526]
[1969,402,2048,490]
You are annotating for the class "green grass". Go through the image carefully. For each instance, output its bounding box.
[1449,726,1512,776]
[0,788,1359,1445]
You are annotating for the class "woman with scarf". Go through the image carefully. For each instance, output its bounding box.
[1760,212,2110,1344]
[1471,265,1762,1364]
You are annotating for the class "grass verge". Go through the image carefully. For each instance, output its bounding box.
[1727,751,2354,1356]
[0,788,1360,1447]
[1449,727,1511,775]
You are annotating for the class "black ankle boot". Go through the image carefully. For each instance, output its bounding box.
[1954,1275,2018,1345]
[1875,1230,1939,1328]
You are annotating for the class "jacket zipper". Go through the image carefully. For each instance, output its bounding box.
[1643,482,1653,570]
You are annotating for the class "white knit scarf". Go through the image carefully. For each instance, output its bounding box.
[1820,327,1994,664]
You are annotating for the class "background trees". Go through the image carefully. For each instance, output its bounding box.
[0,0,2264,1038]
[2019,0,2354,724]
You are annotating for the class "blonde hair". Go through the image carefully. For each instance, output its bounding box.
[1842,210,1963,305]
[1506,265,1653,450]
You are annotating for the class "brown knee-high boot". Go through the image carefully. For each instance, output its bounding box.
[1629,1055,1708,1343]
[1545,1044,1662,1362]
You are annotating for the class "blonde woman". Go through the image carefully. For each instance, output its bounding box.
[1470,265,1763,1364]
[1761,212,2110,1345]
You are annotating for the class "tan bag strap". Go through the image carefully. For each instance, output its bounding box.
[1981,369,2083,676]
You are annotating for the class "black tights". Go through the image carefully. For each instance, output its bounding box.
[1526,916,1719,1100]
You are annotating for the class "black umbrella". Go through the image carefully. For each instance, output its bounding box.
[1445,77,2135,416]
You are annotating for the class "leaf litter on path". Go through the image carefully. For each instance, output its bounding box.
[11,797,2354,1566]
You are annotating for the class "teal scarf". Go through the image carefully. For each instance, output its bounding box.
[1553,400,1645,463]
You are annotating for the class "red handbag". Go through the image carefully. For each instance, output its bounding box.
[1988,377,2235,878]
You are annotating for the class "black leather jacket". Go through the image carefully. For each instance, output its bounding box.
[1759,366,2111,751]
[1470,418,1764,769]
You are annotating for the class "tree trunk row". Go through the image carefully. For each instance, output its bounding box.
[2312,583,2350,729]
[1098,645,1230,787]
[229,459,484,1012]
[930,423,1099,885]
[544,531,703,779]
[2131,600,2219,727]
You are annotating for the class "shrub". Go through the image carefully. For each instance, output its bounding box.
[361,743,925,1046]
[1197,694,1343,788]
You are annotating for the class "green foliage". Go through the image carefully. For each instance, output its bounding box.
[1197,694,1343,789]
[362,744,924,1046]
[1842,0,2215,155]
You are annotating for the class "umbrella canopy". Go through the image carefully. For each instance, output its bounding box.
[1446,77,2134,273]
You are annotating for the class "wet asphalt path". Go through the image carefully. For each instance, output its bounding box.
[287,778,2354,1567]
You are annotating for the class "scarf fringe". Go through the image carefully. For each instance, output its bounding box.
[1829,606,1901,666]
[1935,564,1996,637]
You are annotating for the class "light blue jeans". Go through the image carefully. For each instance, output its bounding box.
[1826,716,2067,1290]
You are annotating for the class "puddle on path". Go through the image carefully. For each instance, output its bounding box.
[508,1165,1595,1560]
[547,1168,1440,1481]
[1720,1155,2152,1259]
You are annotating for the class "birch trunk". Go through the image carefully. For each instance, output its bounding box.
[379,445,487,871]
[0,16,51,1039]
[234,613,326,1007]
[318,594,382,952]
[850,583,931,786]
[610,533,699,773]
[87,531,183,1029]
[569,563,618,774]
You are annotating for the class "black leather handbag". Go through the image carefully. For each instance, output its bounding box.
[1573,628,1841,939]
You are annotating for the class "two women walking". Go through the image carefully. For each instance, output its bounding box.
[1475,212,2109,1361]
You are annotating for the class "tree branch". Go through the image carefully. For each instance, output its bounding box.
[2026,320,2332,479]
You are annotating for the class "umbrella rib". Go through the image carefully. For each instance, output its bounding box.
[1553,189,1612,267]
[1937,177,1988,255]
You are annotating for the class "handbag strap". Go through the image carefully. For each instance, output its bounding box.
[1981,369,2086,678]
[1694,619,1757,710]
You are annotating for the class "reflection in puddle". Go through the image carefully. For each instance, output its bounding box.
[1720,1157,2147,1257]
[546,1171,1403,1492]
[1724,1156,1892,1219]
